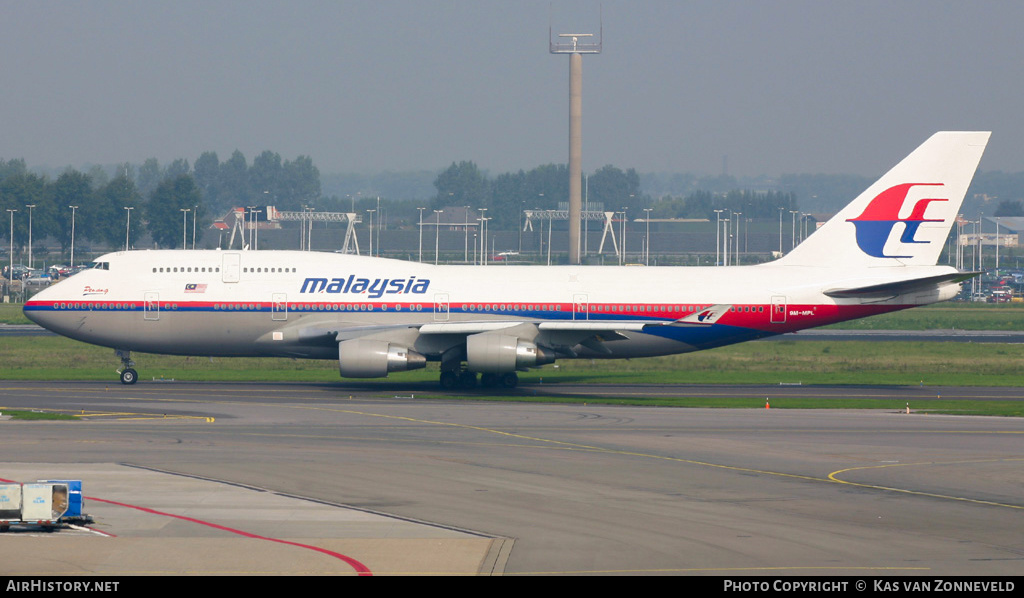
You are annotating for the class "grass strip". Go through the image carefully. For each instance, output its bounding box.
[0,409,78,421]
[2,336,1023,386]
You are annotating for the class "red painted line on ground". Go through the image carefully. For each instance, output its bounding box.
[0,477,370,575]
[86,496,373,576]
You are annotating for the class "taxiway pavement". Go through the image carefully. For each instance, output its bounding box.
[0,380,1021,576]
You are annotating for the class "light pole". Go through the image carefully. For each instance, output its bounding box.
[978,215,983,274]
[304,207,313,251]
[7,209,16,286]
[733,211,742,265]
[367,209,375,258]
[790,210,799,250]
[778,207,784,256]
[180,208,191,249]
[995,217,1000,272]
[479,208,488,265]
[620,207,628,265]
[253,209,262,250]
[25,204,35,269]
[69,205,78,268]
[417,207,425,262]
[482,217,492,264]
[721,219,730,266]
[433,210,443,265]
[714,209,724,265]
[547,215,552,265]
[192,205,198,250]
[464,206,470,263]
[124,207,133,251]
[643,208,652,265]
[246,206,256,250]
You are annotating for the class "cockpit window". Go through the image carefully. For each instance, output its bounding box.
[91,261,110,270]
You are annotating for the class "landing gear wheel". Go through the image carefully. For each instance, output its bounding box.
[501,372,519,388]
[439,371,458,390]
[458,371,478,388]
[120,368,138,385]
[115,350,137,385]
[480,372,499,388]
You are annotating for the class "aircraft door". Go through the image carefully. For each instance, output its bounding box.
[573,293,589,320]
[770,295,787,324]
[434,293,450,322]
[272,293,288,321]
[144,292,160,321]
[222,253,240,283]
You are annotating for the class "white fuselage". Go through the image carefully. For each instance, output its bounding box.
[25,249,956,362]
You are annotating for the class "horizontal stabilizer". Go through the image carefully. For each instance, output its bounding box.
[823,271,979,299]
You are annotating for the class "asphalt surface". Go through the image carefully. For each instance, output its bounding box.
[0,380,1021,576]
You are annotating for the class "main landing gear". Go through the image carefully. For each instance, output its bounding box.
[438,370,519,389]
[116,350,138,385]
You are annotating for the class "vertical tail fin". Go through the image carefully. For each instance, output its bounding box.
[777,132,990,268]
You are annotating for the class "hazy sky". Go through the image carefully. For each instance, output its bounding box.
[2,1,1022,178]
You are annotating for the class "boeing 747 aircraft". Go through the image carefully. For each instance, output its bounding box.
[25,132,989,388]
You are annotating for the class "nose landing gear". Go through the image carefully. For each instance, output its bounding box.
[116,350,138,385]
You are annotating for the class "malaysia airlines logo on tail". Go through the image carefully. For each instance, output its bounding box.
[845,183,947,258]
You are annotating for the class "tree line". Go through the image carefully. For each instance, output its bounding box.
[7,146,1023,261]
[430,162,646,230]
[429,161,798,229]
[0,150,321,257]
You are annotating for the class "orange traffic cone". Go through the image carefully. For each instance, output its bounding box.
[765,398,770,409]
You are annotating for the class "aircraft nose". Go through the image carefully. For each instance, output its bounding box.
[23,285,63,331]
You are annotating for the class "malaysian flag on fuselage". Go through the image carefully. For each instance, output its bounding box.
[184,283,207,293]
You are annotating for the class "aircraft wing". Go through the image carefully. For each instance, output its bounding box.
[823,272,979,299]
[271,317,658,353]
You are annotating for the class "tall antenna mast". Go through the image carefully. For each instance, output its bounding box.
[550,8,601,265]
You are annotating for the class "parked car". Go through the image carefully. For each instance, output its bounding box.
[48,264,73,278]
[2,264,29,280]
[24,272,52,286]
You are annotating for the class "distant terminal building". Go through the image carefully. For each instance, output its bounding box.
[958,216,1023,247]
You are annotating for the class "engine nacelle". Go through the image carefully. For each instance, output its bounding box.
[338,339,426,378]
[465,334,556,373]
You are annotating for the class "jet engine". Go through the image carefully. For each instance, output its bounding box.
[465,333,556,373]
[338,339,426,378]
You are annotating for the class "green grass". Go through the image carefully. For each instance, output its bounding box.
[823,302,1024,331]
[1,336,1022,416]
[0,303,32,325]
[420,394,1024,417]
[0,409,78,421]
[2,336,1023,386]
